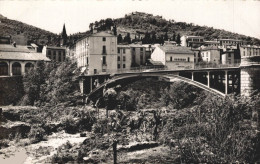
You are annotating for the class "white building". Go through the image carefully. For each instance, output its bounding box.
[200,46,220,63]
[181,35,204,47]
[151,45,194,70]
[75,31,117,75]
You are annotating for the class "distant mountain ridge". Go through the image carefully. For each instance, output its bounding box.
[89,12,260,45]
[0,14,58,45]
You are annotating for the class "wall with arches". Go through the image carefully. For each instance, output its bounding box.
[0,60,35,76]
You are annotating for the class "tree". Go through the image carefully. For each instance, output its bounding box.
[124,33,131,44]
[113,25,117,36]
[117,34,123,44]
[152,33,157,44]
[172,33,176,41]
[89,23,94,33]
[164,32,168,41]
[176,33,181,45]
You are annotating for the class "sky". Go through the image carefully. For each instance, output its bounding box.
[0,0,260,39]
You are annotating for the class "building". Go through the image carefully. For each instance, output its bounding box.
[151,45,194,70]
[75,31,117,75]
[0,36,11,44]
[218,39,244,47]
[42,46,66,62]
[0,44,50,76]
[129,44,146,66]
[191,48,201,64]
[221,46,241,64]
[240,45,260,58]
[181,35,204,48]
[204,40,220,47]
[117,45,132,71]
[60,24,68,47]
[200,46,220,63]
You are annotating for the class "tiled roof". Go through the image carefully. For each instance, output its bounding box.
[201,46,219,51]
[0,44,34,53]
[0,51,51,61]
[90,31,115,37]
[46,46,66,50]
[160,45,193,54]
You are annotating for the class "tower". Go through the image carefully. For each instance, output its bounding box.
[60,23,68,46]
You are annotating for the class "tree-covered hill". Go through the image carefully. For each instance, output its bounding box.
[88,12,260,45]
[0,14,58,45]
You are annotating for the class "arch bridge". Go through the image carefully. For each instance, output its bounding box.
[80,58,260,102]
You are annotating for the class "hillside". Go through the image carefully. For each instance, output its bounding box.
[0,14,58,45]
[88,12,260,45]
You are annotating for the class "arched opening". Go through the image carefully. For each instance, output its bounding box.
[0,62,8,76]
[12,62,21,75]
[25,62,34,73]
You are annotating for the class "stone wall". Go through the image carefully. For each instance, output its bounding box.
[0,76,24,105]
[240,66,260,96]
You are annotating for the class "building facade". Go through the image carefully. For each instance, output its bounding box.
[151,45,194,70]
[219,39,244,47]
[181,35,204,48]
[240,45,260,58]
[130,44,146,66]
[117,45,132,71]
[75,31,117,75]
[42,46,66,62]
[200,46,220,63]
[0,44,50,76]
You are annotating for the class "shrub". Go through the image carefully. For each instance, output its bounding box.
[28,125,46,143]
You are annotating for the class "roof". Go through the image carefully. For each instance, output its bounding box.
[148,59,164,66]
[204,41,220,44]
[159,45,193,54]
[90,31,115,37]
[219,39,243,42]
[46,46,66,50]
[0,44,38,53]
[184,35,204,39]
[201,46,219,51]
[0,51,51,61]
[129,44,144,48]
[117,45,130,48]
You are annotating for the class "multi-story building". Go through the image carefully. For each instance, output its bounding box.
[200,46,220,63]
[129,44,146,66]
[117,45,131,71]
[218,39,244,47]
[204,40,220,47]
[191,48,201,64]
[181,35,204,48]
[0,44,50,76]
[151,45,194,70]
[240,45,260,58]
[75,31,117,75]
[42,46,66,62]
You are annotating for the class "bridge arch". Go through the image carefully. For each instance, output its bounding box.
[87,73,225,102]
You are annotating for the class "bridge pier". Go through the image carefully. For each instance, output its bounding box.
[240,57,260,96]
[225,70,228,95]
[207,71,210,87]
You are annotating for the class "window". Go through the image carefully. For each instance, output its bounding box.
[123,56,126,61]
[228,53,231,57]
[103,37,106,41]
[133,48,135,51]
[140,48,143,51]
[94,69,97,74]
[102,46,106,54]
[123,48,126,54]
[87,57,89,65]
[102,56,106,65]
[48,51,51,56]
[123,64,126,68]
[187,57,190,62]
[117,64,120,69]
[117,48,120,54]
[170,56,173,61]
[117,56,120,61]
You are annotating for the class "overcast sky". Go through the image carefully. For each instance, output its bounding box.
[0,0,259,39]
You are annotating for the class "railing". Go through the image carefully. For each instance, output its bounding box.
[105,66,168,74]
[194,62,241,69]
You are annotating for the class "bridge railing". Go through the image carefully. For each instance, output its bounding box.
[105,66,168,74]
[194,62,241,69]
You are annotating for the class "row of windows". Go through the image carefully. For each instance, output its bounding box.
[168,57,190,62]
[47,54,65,61]
[117,56,126,61]
[48,50,64,56]
[118,48,126,54]
[117,64,126,69]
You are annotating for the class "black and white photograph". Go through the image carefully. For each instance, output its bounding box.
[0,0,260,163]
